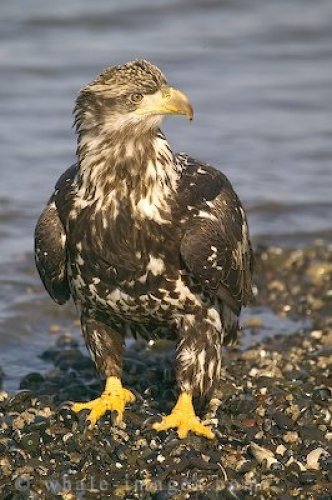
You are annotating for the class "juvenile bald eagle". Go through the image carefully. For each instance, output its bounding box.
[35,60,253,439]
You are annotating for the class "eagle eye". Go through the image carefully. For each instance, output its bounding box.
[130,93,143,104]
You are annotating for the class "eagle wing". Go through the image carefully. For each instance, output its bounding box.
[178,155,253,315]
[34,165,77,305]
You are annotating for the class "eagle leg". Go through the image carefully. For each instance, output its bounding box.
[72,376,135,427]
[72,315,135,426]
[152,392,214,439]
[153,313,223,439]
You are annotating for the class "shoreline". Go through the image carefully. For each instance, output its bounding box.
[0,242,331,498]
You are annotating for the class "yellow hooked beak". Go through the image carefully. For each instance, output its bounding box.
[135,85,193,120]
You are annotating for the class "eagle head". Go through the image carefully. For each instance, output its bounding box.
[74,60,193,135]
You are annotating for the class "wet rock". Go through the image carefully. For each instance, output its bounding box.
[249,443,281,469]
[19,372,45,390]
[299,471,317,485]
[275,444,287,456]
[226,395,257,415]
[55,334,79,349]
[282,431,299,444]
[306,447,328,470]
[321,331,332,346]
[306,263,332,284]
[18,432,41,454]
[300,425,325,443]
[6,390,35,412]
[312,387,331,404]
[274,413,295,430]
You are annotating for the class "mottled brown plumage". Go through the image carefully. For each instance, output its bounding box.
[35,60,253,438]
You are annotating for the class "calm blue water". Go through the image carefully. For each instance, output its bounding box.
[0,0,331,389]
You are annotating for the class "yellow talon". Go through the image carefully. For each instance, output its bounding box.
[152,392,215,440]
[72,376,135,427]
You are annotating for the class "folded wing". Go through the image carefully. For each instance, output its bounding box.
[179,157,253,315]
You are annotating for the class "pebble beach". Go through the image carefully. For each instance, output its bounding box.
[0,242,331,499]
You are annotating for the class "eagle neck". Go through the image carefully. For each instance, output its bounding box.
[75,126,181,222]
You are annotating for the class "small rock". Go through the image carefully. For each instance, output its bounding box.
[306,447,328,470]
[275,444,287,456]
[306,263,332,283]
[285,456,306,471]
[321,331,332,346]
[299,471,317,485]
[310,330,323,340]
[243,317,263,329]
[283,431,299,444]
[300,425,324,443]
[249,442,280,469]
[312,387,331,403]
[274,413,294,430]
[242,418,256,427]
[0,391,8,402]
[19,432,41,455]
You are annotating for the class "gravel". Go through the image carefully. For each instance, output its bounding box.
[0,242,331,498]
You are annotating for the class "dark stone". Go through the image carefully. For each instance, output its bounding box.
[115,445,127,461]
[0,438,9,454]
[320,454,332,472]
[61,434,77,452]
[226,395,257,415]
[284,369,309,381]
[262,420,273,434]
[19,432,40,455]
[34,394,55,409]
[299,471,317,485]
[312,387,331,404]
[308,347,332,358]
[55,335,79,349]
[39,347,59,361]
[274,413,295,430]
[152,492,172,500]
[6,391,35,411]
[19,372,45,390]
[56,407,79,428]
[270,461,284,471]
[53,349,84,370]
[299,424,324,443]
[24,416,48,435]
[71,356,96,372]
[188,456,220,471]
[58,383,89,401]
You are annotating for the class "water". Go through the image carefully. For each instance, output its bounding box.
[0,0,331,390]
